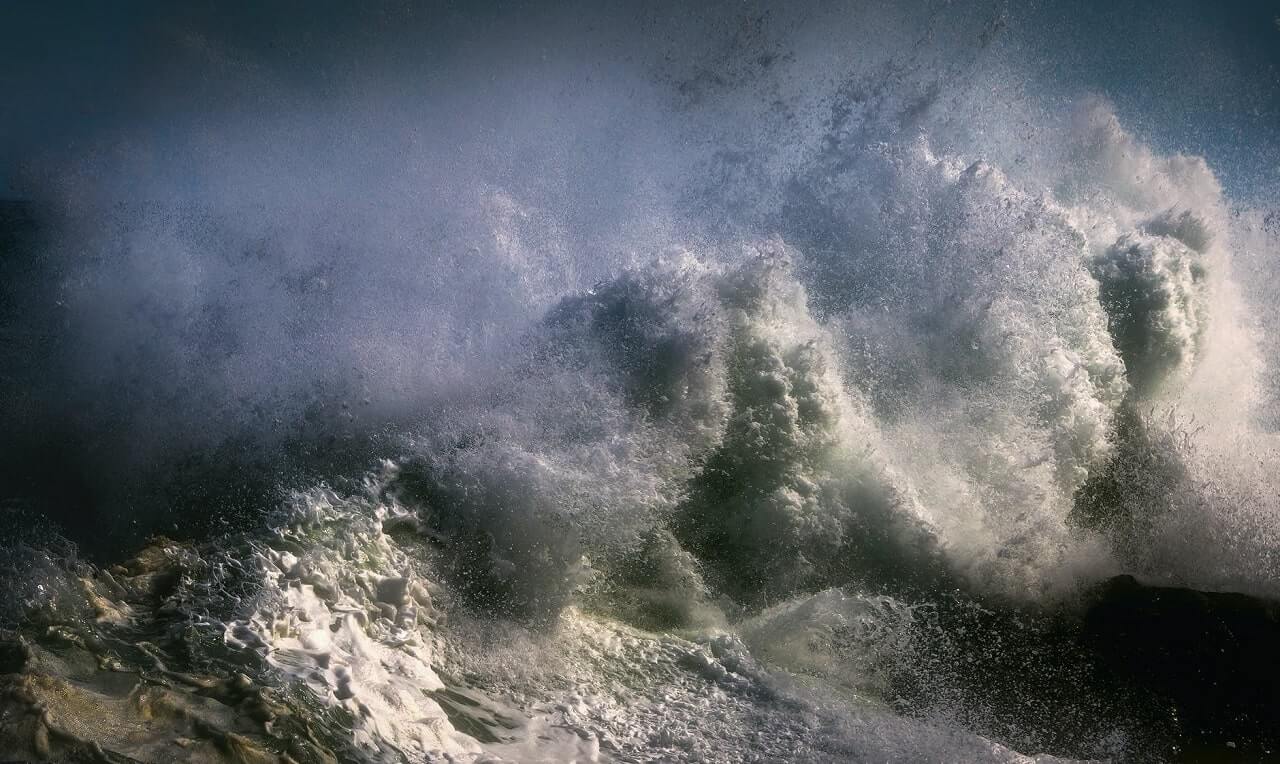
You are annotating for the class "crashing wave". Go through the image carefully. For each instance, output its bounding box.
[4,3,1280,759]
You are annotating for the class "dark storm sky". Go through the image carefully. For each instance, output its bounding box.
[1,0,1278,200]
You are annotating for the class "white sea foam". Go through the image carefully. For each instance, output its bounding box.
[212,482,1093,762]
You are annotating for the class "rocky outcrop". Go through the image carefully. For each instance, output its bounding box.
[0,539,349,764]
[1082,575,1280,758]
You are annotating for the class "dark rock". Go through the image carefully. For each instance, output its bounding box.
[1082,575,1280,754]
[0,638,30,674]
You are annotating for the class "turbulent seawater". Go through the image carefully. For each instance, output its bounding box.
[2,2,1279,762]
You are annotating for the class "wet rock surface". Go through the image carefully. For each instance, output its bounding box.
[1082,575,1280,759]
[0,539,352,764]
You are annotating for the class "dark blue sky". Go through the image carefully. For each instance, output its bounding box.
[1011,0,1280,200]
[2,0,1278,200]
